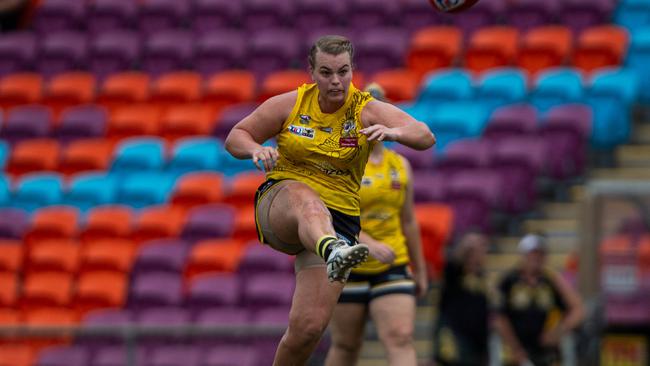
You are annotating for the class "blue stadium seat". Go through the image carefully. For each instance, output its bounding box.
[116,173,176,208]
[11,173,64,211]
[529,68,585,112]
[587,98,631,149]
[615,0,650,32]
[476,68,528,108]
[110,138,166,175]
[0,140,8,170]
[167,138,225,175]
[416,68,474,105]
[589,68,640,107]
[0,175,9,207]
[64,173,118,212]
[625,27,650,103]
[424,102,491,150]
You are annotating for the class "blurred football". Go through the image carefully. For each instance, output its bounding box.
[428,0,481,13]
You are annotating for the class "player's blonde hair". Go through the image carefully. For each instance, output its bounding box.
[308,35,354,69]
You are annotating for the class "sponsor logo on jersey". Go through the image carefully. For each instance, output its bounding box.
[319,127,333,133]
[288,125,315,139]
[299,114,311,124]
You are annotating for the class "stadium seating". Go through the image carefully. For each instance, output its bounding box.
[89,31,140,81]
[407,26,463,79]
[55,105,109,143]
[0,73,43,110]
[0,33,37,77]
[517,25,573,76]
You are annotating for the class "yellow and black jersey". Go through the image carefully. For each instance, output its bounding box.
[266,83,374,217]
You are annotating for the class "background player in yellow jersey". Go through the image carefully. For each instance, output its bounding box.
[324,84,429,366]
[225,36,435,366]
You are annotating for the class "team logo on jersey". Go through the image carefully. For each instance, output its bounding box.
[319,127,333,133]
[299,114,311,124]
[288,125,315,139]
[361,177,372,186]
[390,168,401,190]
[339,119,358,147]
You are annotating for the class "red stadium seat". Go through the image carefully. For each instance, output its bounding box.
[370,69,419,102]
[0,272,17,308]
[184,238,245,281]
[407,26,463,79]
[43,72,96,121]
[21,272,73,310]
[150,71,203,106]
[131,205,187,244]
[203,70,256,112]
[80,205,134,243]
[233,206,258,243]
[0,308,19,325]
[0,240,22,274]
[74,271,128,317]
[573,25,629,73]
[258,70,311,102]
[517,26,573,76]
[59,139,114,175]
[80,239,136,274]
[97,72,151,112]
[170,172,225,210]
[465,26,520,74]
[0,73,43,110]
[107,105,163,143]
[0,344,37,366]
[6,138,60,176]
[223,172,266,209]
[26,239,80,275]
[415,203,454,279]
[352,71,366,90]
[24,206,79,249]
[22,307,78,350]
[160,104,218,142]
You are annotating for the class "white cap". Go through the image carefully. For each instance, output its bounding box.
[518,234,547,254]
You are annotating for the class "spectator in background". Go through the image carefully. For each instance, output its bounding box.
[494,234,585,366]
[433,231,490,366]
[0,0,29,32]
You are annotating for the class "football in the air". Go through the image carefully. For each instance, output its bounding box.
[428,0,481,13]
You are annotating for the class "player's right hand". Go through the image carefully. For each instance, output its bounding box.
[366,241,396,264]
[252,146,279,172]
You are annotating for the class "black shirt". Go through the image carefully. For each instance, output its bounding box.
[497,268,567,354]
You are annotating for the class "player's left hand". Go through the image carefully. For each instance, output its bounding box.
[360,125,401,142]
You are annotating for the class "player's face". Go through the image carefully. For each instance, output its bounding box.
[311,50,352,106]
[524,249,546,274]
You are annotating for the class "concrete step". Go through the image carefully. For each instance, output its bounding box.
[590,167,650,179]
[570,185,586,202]
[359,339,433,361]
[522,218,578,236]
[541,202,580,220]
[632,123,650,144]
[616,144,650,167]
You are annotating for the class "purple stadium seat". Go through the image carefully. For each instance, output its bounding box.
[147,345,202,366]
[33,0,86,34]
[349,0,400,31]
[435,139,491,175]
[37,31,88,78]
[130,272,183,309]
[181,204,236,243]
[203,346,260,366]
[484,104,539,143]
[243,273,295,309]
[195,30,247,77]
[188,273,242,311]
[540,104,593,179]
[83,308,134,326]
[506,0,560,33]
[138,0,191,35]
[447,169,504,209]
[143,30,194,77]
[356,28,408,76]
[392,144,436,171]
[88,0,138,34]
[606,293,650,326]
[401,0,446,32]
[134,239,189,275]
[0,105,52,144]
[35,345,89,366]
[237,243,294,276]
[412,172,449,203]
[89,31,141,80]
[252,307,290,362]
[450,0,506,37]
[196,308,250,326]
[136,307,191,326]
[243,0,294,31]
[55,104,108,143]
[248,29,300,80]
[490,137,546,213]
[212,103,256,140]
[0,32,37,76]
[305,27,358,53]
[295,0,346,33]
[558,0,614,34]
[93,346,146,366]
[0,209,28,240]
[192,0,243,32]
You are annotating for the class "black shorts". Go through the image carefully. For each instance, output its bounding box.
[254,179,361,246]
[434,318,488,366]
[338,265,416,304]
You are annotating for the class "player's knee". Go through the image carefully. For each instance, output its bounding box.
[286,312,328,347]
[382,325,414,349]
[333,337,363,355]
